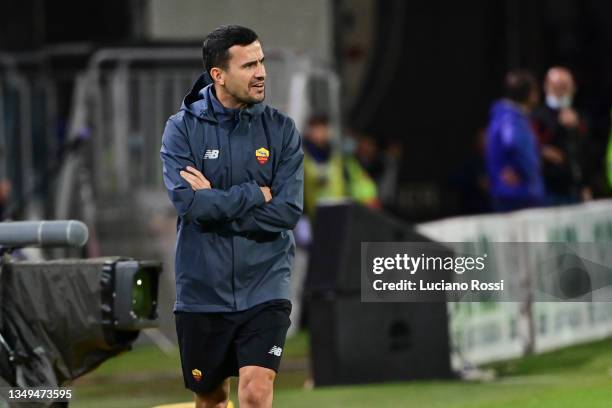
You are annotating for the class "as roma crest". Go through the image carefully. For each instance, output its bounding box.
[255,147,270,165]
[192,368,203,382]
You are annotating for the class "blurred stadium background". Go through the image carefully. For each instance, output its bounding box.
[1,0,612,407]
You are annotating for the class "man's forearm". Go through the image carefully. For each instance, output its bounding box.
[219,198,301,234]
[183,181,267,223]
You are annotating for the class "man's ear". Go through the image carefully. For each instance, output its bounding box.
[210,67,225,86]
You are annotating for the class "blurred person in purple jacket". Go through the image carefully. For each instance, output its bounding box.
[486,70,545,212]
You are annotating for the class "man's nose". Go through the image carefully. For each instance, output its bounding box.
[255,63,266,80]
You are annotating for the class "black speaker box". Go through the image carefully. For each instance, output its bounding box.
[306,202,435,294]
[305,202,453,385]
[308,296,453,385]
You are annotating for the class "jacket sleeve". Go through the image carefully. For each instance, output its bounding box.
[160,117,265,223]
[223,118,304,233]
[501,118,533,180]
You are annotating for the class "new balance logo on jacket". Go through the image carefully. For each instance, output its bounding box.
[203,149,219,159]
[268,345,282,357]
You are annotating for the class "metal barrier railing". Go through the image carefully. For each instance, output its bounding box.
[1,45,342,222]
[63,47,341,198]
[0,47,90,221]
[0,53,33,218]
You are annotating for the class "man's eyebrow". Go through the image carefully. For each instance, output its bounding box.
[241,57,265,68]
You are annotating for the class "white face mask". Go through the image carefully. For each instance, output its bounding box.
[546,94,572,109]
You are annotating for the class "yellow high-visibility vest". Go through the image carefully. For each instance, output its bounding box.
[303,150,378,218]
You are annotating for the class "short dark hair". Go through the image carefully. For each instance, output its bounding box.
[202,25,259,75]
[307,113,330,127]
[504,69,537,104]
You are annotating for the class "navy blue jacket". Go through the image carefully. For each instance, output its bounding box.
[160,73,304,312]
[486,99,544,211]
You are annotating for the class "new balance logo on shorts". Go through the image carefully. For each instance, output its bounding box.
[203,149,219,159]
[268,345,283,357]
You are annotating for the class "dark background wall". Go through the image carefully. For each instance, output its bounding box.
[0,0,133,50]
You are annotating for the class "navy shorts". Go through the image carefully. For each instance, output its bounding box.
[175,299,292,394]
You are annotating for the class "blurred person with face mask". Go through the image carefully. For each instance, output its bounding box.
[301,114,378,222]
[486,70,545,212]
[532,67,592,204]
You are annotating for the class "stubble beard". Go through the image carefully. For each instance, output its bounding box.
[242,88,265,106]
[226,83,265,107]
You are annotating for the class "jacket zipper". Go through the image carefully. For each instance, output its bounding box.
[228,113,249,311]
[228,125,237,311]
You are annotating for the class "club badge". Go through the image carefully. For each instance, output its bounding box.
[192,368,203,382]
[255,147,270,165]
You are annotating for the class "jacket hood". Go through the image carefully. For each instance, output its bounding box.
[180,72,265,122]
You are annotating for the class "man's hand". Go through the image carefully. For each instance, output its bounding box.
[180,166,211,190]
[582,186,593,202]
[500,166,521,187]
[559,108,579,129]
[541,145,565,165]
[260,186,272,203]
[0,179,11,203]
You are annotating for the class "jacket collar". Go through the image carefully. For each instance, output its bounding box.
[181,72,265,122]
